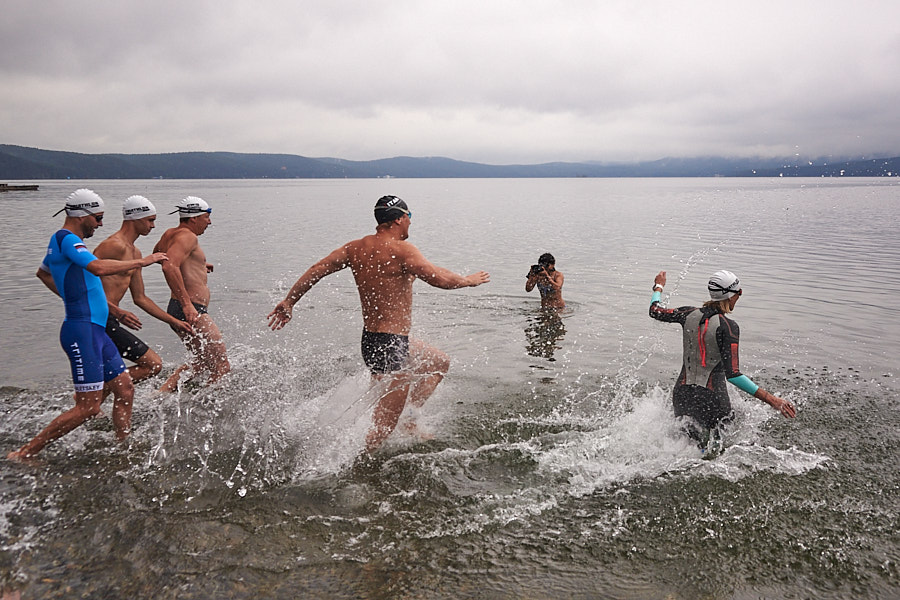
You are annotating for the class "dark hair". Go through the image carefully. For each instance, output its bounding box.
[538,253,555,266]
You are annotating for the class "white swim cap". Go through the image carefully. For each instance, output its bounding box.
[708,270,741,300]
[169,196,211,217]
[53,188,105,217]
[122,195,157,221]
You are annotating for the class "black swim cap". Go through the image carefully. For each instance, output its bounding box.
[374,195,410,224]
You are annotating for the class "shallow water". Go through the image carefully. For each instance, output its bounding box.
[1,178,898,599]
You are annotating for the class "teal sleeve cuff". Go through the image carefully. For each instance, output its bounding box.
[728,375,759,395]
[651,291,661,305]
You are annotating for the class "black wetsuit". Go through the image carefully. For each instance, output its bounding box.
[649,302,745,434]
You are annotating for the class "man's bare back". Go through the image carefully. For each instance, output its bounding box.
[345,233,417,334]
[269,228,487,333]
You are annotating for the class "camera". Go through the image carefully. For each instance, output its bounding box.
[529,264,544,276]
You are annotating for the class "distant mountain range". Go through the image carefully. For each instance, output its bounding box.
[2,144,898,179]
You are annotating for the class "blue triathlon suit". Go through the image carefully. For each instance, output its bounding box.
[41,230,126,392]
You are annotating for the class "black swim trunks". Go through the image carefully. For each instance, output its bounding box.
[105,315,151,362]
[361,330,409,374]
[166,298,208,322]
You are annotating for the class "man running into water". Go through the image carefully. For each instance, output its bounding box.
[153,197,230,392]
[93,196,192,384]
[268,195,490,453]
[648,269,795,451]
[8,189,168,460]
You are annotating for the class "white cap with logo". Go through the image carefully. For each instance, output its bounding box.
[169,196,211,217]
[53,188,105,217]
[708,270,741,300]
[122,195,157,221]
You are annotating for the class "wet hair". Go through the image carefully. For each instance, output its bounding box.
[703,298,734,314]
[538,253,555,266]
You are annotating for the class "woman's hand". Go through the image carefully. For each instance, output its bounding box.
[653,270,666,289]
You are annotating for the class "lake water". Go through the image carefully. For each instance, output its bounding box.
[0,178,898,599]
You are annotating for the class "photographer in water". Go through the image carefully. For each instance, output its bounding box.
[525,253,565,310]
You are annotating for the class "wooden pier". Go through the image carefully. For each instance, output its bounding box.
[0,184,40,192]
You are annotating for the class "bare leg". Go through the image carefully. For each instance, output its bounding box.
[192,315,230,384]
[159,363,192,393]
[105,372,135,440]
[126,348,163,384]
[159,315,229,392]
[103,349,162,401]
[365,372,412,452]
[363,340,449,452]
[7,389,104,460]
[180,314,230,385]
[407,339,450,408]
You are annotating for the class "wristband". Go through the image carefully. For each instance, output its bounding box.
[653,284,664,291]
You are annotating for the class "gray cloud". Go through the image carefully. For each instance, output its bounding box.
[2,0,899,163]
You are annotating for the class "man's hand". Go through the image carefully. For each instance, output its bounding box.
[182,303,200,326]
[143,252,168,267]
[118,309,143,330]
[170,319,193,335]
[654,271,667,289]
[465,271,491,287]
[267,301,294,330]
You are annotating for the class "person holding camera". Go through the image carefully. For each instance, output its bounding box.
[525,253,565,310]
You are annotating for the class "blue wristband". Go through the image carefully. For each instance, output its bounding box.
[727,375,759,395]
[651,290,661,305]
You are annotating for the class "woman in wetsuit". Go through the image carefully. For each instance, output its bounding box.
[525,253,565,309]
[649,269,795,446]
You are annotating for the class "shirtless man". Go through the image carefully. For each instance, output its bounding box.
[153,197,230,392]
[268,195,490,453]
[8,189,168,460]
[94,196,192,384]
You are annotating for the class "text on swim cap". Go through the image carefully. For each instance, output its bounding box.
[69,201,102,210]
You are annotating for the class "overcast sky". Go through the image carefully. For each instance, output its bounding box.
[3,1,899,164]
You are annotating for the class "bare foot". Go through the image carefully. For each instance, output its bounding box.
[400,418,434,440]
[6,449,42,465]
